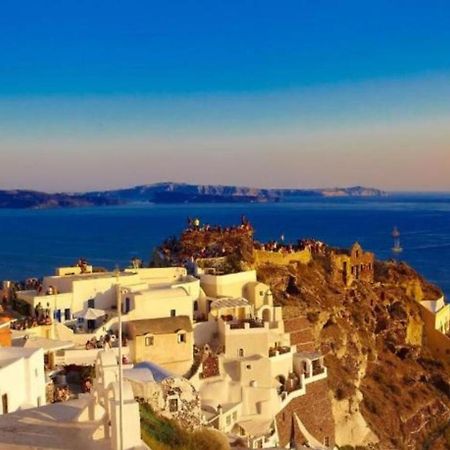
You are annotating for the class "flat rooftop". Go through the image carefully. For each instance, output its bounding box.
[0,347,41,368]
[46,271,137,282]
[0,397,110,450]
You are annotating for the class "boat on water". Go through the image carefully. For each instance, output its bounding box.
[392,226,403,253]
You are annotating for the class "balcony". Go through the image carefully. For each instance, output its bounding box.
[268,345,291,358]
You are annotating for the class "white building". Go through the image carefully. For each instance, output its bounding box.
[0,347,46,415]
[191,270,328,448]
[0,349,148,450]
[17,266,200,328]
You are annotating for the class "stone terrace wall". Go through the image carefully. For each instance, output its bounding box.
[275,379,335,447]
[284,316,316,352]
[253,249,311,267]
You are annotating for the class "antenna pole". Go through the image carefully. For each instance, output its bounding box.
[115,267,124,450]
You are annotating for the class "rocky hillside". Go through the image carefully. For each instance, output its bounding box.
[0,190,121,209]
[90,182,387,203]
[0,183,386,208]
[258,257,450,449]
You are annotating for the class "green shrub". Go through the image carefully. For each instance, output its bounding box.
[140,403,228,450]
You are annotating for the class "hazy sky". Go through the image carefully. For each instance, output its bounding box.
[1,1,449,192]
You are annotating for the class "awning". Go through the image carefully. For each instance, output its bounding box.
[210,297,249,310]
[76,308,106,320]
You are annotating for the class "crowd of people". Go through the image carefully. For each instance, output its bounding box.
[254,238,327,255]
[157,217,254,264]
[10,314,51,330]
[84,334,113,350]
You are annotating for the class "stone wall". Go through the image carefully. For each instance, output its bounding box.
[253,249,311,267]
[275,379,335,447]
[284,316,316,352]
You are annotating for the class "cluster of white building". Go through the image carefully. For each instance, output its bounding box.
[0,263,331,449]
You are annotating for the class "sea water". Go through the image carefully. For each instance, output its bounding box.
[0,195,449,296]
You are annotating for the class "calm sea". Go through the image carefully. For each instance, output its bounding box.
[0,195,449,297]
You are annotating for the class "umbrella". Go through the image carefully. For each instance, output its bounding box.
[76,307,106,321]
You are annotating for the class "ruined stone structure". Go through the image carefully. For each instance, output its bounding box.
[330,242,374,286]
[253,248,311,267]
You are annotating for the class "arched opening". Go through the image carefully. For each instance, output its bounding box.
[276,375,286,394]
[262,308,271,323]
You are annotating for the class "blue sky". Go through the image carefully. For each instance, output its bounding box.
[1,1,449,191]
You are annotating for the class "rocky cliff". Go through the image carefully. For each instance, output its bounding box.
[0,183,386,208]
[258,257,450,449]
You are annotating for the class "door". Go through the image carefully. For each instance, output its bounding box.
[2,394,8,414]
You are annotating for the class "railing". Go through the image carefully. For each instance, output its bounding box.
[227,319,265,330]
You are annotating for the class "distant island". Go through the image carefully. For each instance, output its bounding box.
[0,183,387,209]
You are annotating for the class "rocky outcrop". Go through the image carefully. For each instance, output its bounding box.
[257,253,450,449]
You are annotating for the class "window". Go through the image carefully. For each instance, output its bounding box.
[145,336,154,346]
[64,308,71,321]
[170,309,176,317]
[238,348,244,357]
[87,299,95,308]
[232,411,237,421]
[226,415,231,426]
[259,291,264,296]
[193,301,198,311]
[246,364,252,370]
[177,333,186,343]
[169,398,178,412]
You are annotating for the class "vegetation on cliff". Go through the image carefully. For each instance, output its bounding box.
[140,403,229,450]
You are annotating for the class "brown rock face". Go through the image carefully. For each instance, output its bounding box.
[258,254,450,449]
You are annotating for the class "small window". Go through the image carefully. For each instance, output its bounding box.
[87,299,95,308]
[64,308,71,321]
[169,398,178,412]
[232,411,237,421]
[193,301,198,311]
[145,336,154,346]
[177,333,186,343]
[259,291,264,296]
[170,309,176,317]
[238,348,244,357]
[246,364,251,370]
[226,415,231,426]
